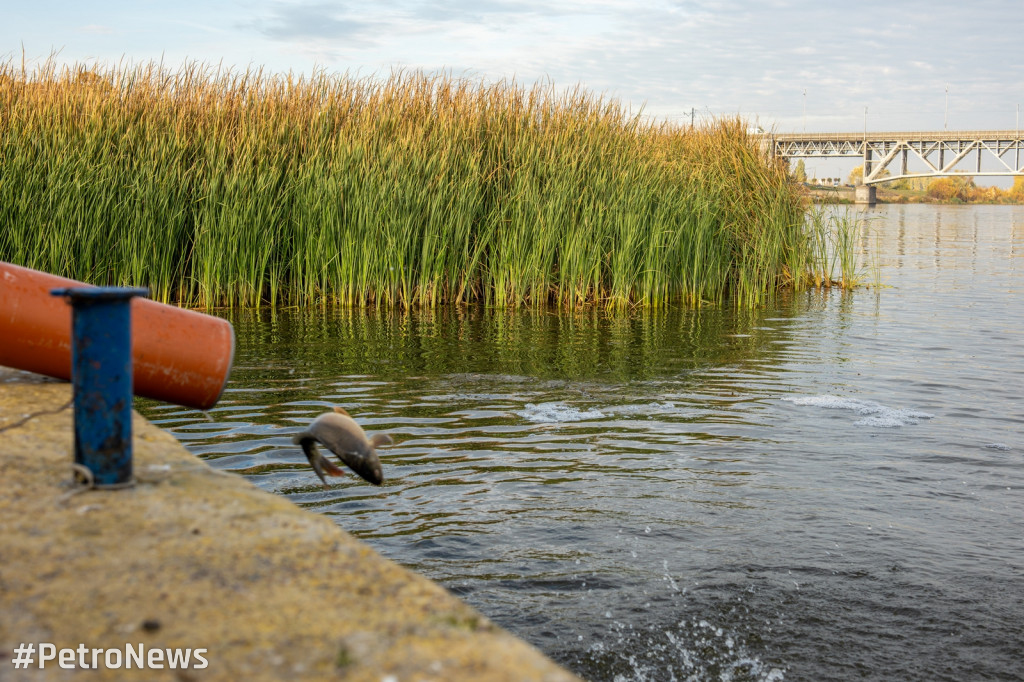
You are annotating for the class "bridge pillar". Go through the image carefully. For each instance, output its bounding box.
[855,184,876,205]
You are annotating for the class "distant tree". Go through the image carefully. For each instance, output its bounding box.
[848,165,891,186]
[926,178,954,201]
[927,176,974,202]
[1010,176,1024,202]
[792,160,807,183]
[889,176,930,191]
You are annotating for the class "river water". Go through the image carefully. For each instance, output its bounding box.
[141,204,1024,681]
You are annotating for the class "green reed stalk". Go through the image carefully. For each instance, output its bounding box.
[0,59,856,309]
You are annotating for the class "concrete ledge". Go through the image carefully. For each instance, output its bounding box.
[0,367,579,681]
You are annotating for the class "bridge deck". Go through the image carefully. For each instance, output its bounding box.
[772,130,1022,143]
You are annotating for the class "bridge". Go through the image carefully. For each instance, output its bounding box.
[767,130,1023,202]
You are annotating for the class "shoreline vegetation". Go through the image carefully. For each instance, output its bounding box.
[802,165,1024,206]
[808,183,1024,205]
[1,60,861,309]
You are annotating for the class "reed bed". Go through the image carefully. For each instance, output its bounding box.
[0,60,852,308]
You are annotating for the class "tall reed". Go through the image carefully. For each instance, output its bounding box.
[0,59,847,308]
[805,207,865,288]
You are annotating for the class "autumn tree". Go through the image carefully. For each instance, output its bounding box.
[792,159,807,183]
[848,165,890,186]
[1010,177,1024,202]
[848,165,863,185]
[889,176,930,191]
[926,176,975,202]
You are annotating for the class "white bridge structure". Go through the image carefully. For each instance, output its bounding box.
[768,130,1023,201]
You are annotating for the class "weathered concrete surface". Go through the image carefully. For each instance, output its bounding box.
[854,184,877,205]
[0,367,580,681]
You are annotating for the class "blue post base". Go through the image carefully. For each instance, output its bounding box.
[51,287,149,488]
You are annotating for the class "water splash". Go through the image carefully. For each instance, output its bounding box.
[518,402,606,423]
[782,395,934,427]
[583,618,785,682]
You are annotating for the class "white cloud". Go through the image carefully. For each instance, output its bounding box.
[257,3,376,43]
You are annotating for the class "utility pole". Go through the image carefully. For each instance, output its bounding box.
[863,106,868,180]
[802,89,806,132]
[944,84,949,131]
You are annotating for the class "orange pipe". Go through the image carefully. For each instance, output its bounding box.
[0,262,234,410]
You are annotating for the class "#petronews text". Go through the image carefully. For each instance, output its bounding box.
[11,642,208,670]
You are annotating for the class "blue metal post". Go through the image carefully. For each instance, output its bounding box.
[51,287,149,488]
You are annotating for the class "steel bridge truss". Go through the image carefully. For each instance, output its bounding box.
[770,131,1024,185]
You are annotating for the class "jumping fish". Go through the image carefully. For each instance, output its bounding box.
[292,407,392,487]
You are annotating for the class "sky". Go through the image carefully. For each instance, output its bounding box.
[5,0,1024,179]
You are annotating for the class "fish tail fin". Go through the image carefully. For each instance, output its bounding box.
[299,437,346,488]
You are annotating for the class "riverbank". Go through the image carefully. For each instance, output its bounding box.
[0,366,579,681]
[805,183,1024,205]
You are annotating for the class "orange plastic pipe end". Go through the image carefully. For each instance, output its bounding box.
[0,262,234,410]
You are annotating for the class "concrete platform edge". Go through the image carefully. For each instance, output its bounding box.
[0,367,580,681]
